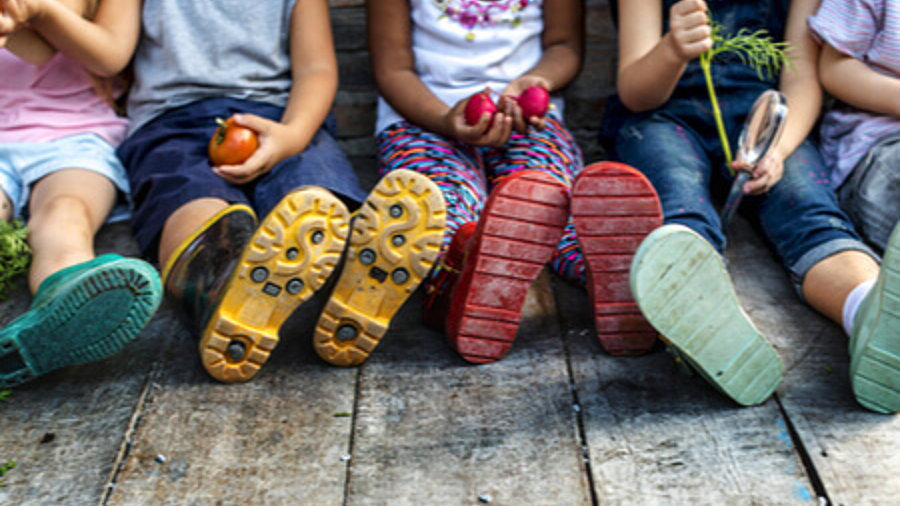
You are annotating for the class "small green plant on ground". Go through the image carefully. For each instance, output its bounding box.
[0,460,15,488]
[0,219,31,301]
[0,390,9,402]
[699,17,791,173]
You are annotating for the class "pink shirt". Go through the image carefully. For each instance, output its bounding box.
[0,49,128,145]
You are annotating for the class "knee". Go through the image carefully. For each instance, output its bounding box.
[29,193,97,231]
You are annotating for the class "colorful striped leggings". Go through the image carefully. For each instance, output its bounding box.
[376,118,586,285]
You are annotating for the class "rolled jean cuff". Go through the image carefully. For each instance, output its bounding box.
[789,238,880,299]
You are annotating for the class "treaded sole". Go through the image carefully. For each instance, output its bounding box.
[200,187,350,382]
[314,169,446,366]
[447,171,569,364]
[572,161,662,356]
[630,224,783,406]
[0,258,161,388]
[850,224,900,413]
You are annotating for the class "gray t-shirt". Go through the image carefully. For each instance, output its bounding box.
[126,0,297,134]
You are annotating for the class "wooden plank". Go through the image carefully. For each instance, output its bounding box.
[346,271,593,505]
[727,221,900,505]
[0,222,162,505]
[105,294,358,505]
[561,217,820,505]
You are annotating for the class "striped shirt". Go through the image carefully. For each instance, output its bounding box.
[808,0,900,188]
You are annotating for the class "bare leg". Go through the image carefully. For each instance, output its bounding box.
[0,190,12,222]
[27,170,117,293]
[801,250,879,328]
[158,198,230,268]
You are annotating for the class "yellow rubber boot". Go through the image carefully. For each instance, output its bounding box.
[200,187,350,382]
[314,169,446,366]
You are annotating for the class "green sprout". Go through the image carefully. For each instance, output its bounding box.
[0,390,9,402]
[699,18,791,173]
[0,219,31,301]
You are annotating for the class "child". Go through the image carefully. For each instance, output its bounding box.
[0,0,162,388]
[608,0,898,413]
[809,0,900,253]
[368,0,663,363]
[16,0,446,382]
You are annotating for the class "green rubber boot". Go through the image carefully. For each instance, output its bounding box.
[849,222,900,413]
[0,254,162,388]
[630,224,783,406]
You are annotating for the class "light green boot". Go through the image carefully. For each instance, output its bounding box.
[630,224,783,406]
[849,223,900,413]
[0,254,162,388]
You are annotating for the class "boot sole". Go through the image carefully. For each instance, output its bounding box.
[447,171,569,364]
[572,162,662,356]
[200,188,350,382]
[851,225,900,413]
[630,225,783,406]
[314,169,446,366]
[0,259,161,388]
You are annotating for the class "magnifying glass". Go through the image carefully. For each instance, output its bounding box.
[719,89,789,229]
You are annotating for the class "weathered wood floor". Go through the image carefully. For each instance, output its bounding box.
[1,214,897,506]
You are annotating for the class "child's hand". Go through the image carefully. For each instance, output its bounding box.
[667,0,712,62]
[445,94,513,148]
[731,150,784,195]
[211,114,297,185]
[0,0,45,28]
[501,75,551,132]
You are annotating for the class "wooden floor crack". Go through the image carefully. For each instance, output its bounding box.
[559,327,600,504]
[342,365,364,506]
[98,362,159,506]
[775,395,833,506]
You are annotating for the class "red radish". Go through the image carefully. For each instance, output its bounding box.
[516,86,550,120]
[464,91,498,126]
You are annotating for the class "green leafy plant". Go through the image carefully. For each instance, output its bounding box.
[0,459,15,488]
[699,18,791,173]
[0,219,31,301]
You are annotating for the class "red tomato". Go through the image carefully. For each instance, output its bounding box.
[208,117,259,166]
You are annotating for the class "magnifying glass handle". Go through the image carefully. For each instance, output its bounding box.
[720,171,751,228]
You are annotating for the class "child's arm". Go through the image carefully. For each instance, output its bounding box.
[616,0,712,113]
[0,0,141,76]
[820,44,900,117]
[368,0,513,147]
[2,28,56,65]
[740,0,823,195]
[0,0,85,64]
[213,0,339,184]
[500,0,584,132]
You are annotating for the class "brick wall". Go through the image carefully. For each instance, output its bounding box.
[330,0,616,186]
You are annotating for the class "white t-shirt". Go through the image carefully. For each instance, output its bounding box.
[375,0,564,133]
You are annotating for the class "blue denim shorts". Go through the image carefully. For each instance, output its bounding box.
[117,97,368,259]
[0,133,131,221]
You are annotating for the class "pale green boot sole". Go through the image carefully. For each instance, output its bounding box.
[0,255,162,388]
[630,225,783,406]
[850,223,900,413]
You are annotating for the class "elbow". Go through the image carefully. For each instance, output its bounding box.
[88,54,133,78]
[617,87,659,114]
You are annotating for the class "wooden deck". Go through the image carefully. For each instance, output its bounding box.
[1,213,897,506]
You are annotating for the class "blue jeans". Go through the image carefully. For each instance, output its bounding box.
[615,109,877,294]
[118,97,367,260]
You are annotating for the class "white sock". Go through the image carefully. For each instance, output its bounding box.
[842,279,876,336]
